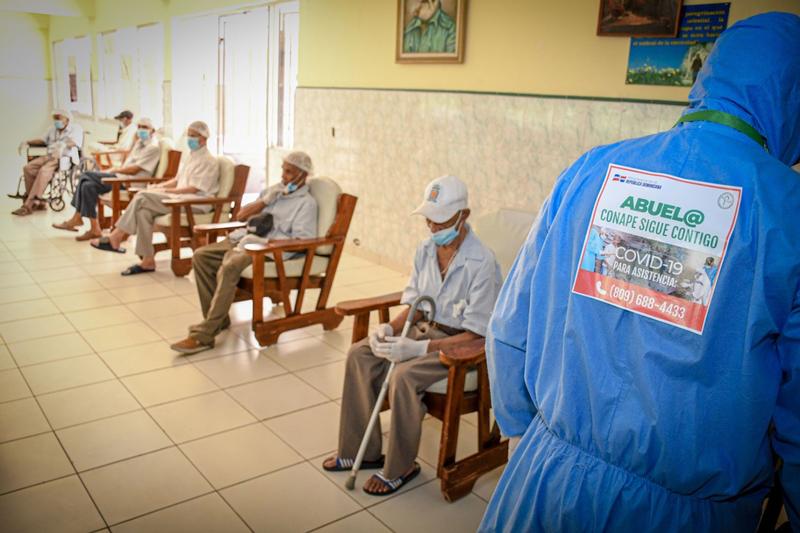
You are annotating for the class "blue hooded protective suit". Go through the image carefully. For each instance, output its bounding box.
[481,12,800,532]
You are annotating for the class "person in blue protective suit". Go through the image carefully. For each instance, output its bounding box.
[481,12,800,533]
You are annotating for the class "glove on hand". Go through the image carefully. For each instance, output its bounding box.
[373,335,430,363]
[368,323,394,354]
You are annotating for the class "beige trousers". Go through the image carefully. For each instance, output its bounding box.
[23,156,59,203]
[338,325,451,479]
[188,238,252,345]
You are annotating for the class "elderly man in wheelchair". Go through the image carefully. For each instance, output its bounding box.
[322,175,502,496]
[11,109,83,216]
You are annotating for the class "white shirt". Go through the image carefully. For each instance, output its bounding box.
[43,122,83,156]
[175,146,219,196]
[114,123,137,151]
[401,226,503,337]
[119,138,160,178]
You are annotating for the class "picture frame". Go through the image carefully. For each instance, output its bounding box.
[396,0,466,64]
[597,0,683,37]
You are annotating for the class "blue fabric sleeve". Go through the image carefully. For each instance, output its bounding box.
[486,155,587,438]
[774,287,800,529]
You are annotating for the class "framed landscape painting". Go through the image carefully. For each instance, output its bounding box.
[598,0,683,37]
[396,0,466,63]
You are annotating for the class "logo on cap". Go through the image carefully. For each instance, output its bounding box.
[428,184,441,203]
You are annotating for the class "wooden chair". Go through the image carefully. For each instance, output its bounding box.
[194,177,357,346]
[152,156,250,276]
[97,137,181,229]
[94,149,130,171]
[334,208,537,501]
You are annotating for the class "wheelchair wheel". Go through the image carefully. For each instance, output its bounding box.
[49,196,65,212]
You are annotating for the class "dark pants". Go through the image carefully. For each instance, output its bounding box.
[71,171,114,218]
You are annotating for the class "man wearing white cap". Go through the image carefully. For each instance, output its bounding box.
[170,150,318,354]
[12,109,83,216]
[53,118,160,241]
[322,175,502,496]
[90,121,219,276]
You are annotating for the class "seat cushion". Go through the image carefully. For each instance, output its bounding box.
[154,137,175,178]
[99,190,131,206]
[307,178,342,256]
[154,212,216,227]
[472,209,536,278]
[426,369,478,394]
[240,255,329,279]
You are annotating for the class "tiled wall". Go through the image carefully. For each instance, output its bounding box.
[294,88,685,271]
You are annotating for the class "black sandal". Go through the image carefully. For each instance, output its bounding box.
[322,455,385,472]
[91,236,126,254]
[121,264,155,276]
[363,462,421,496]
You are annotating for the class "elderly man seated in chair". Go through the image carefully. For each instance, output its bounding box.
[12,109,83,216]
[90,120,219,275]
[169,151,317,354]
[322,175,502,496]
[52,117,160,241]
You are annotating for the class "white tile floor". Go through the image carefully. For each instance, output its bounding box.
[0,196,503,532]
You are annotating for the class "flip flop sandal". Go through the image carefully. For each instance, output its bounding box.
[323,455,386,472]
[11,206,32,216]
[363,463,421,496]
[52,222,79,232]
[121,264,155,276]
[75,231,101,242]
[91,237,126,254]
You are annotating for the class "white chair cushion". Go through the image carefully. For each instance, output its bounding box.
[426,369,478,394]
[307,177,341,256]
[472,208,537,279]
[99,190,131,205]
[240,255,330,279]
[154,137,175,178]
[154,212,216,227]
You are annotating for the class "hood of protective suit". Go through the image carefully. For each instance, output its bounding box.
[685,12,800,166]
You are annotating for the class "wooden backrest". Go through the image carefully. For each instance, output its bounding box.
[161,150,182,179]
[227,164,250,218]
[326,193,358,241]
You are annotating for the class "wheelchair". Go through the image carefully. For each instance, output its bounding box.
[8,144,93,212]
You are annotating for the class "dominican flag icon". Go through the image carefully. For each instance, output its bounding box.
[612,174,626,182]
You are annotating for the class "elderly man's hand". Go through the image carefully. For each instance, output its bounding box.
[368,323,394,354]
[374,335,430,363]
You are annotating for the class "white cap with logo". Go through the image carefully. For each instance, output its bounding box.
[411,175,468,223]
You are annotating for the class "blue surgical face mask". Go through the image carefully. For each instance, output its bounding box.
[187,136,200,151]
[431,213,462,247]
[286,182,298,193]
[54,120,64,130]
[136,129,150,141]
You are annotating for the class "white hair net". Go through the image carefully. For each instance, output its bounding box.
[283,151,314,175]
[137,117,155,130]
[188,120,210,139]
[52,109,73,121]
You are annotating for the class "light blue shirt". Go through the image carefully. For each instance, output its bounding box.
[401,226,502,337]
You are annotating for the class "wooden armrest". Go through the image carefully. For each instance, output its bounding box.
[160,196,233,206]
[243,237,340,256]
[194,221,247,234]
[101,176,164,184]
[95,149,128,156]
[438,337,486,367]
[335,292,404,316]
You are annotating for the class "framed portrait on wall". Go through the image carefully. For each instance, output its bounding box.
[396,0,466,63]
[597,0,683,37]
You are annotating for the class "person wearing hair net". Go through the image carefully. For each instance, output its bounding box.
[481,13,800,532]
[89,121,220,275]
[52,118,160,241]
[322,175,502,495]
[169,150,318,354]
[12,109,83,216]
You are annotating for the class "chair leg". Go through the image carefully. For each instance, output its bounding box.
[252,307,344,347]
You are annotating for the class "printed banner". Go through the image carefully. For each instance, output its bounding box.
[572,164,741,334]
[626,3,730,86]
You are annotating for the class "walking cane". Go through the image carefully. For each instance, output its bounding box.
[345,295,436,490]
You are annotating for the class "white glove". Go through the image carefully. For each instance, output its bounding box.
[373,335,430,363]
[368,323,394,354]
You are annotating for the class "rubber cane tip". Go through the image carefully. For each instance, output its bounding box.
[345,476,356,490]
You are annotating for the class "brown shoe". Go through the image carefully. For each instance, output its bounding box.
[11,206,32,216]
[76,230,102,242]
[170,337,213,355]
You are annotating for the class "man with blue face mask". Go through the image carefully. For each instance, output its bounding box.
[170,150,318,354]
[322,175,502,496]
[90,120,219,276]
[481,12,800,532]
[12,109,83,216]
[52,118,160,241]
